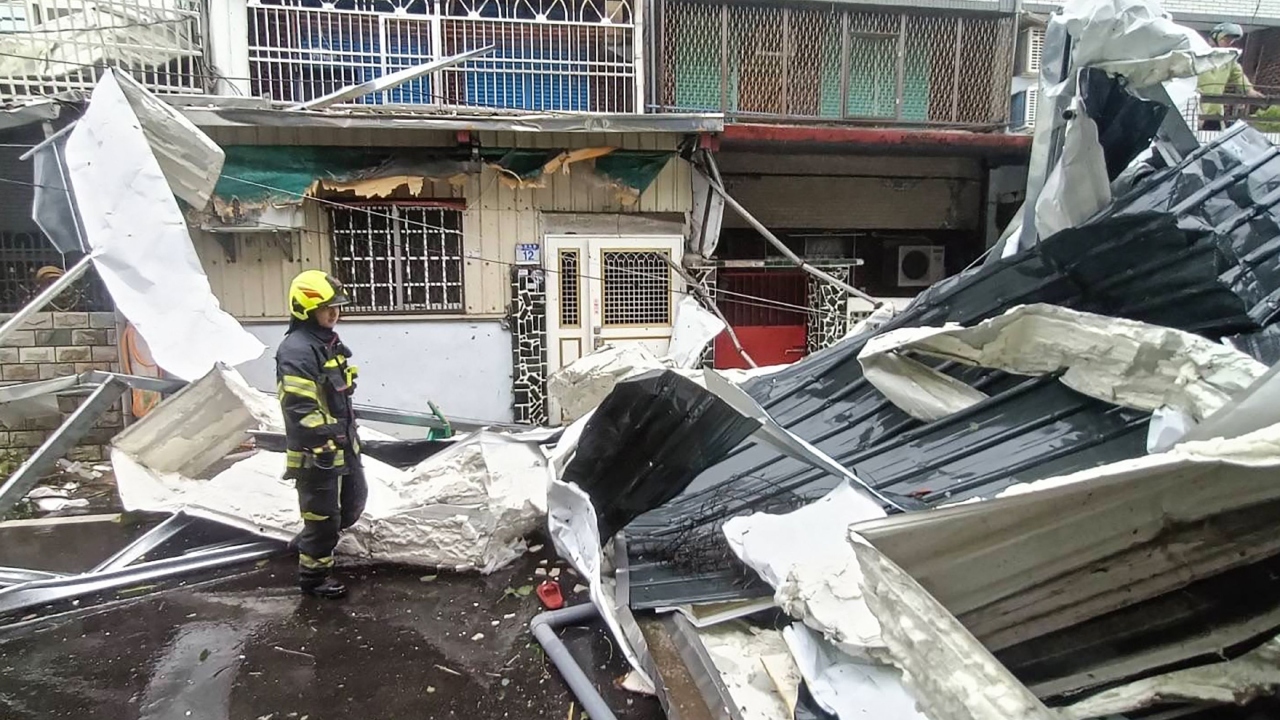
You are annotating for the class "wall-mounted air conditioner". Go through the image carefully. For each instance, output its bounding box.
[1016,27,1045,78]
[1011,86,1038,132]
[897,245,945,288]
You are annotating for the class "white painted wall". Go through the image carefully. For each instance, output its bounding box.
[235,319,515,434]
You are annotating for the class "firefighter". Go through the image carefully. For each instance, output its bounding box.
[277,270,367,599]
[1198,22,1265,130]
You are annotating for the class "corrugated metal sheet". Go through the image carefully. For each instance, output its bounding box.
[615,124,1280,611]
[192,129,691,319]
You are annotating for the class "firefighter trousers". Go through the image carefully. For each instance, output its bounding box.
[294,449,368,589]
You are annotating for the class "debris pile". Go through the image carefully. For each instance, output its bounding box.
[4,1,1280,719]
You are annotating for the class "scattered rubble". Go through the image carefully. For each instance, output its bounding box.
[4,2,1280,720]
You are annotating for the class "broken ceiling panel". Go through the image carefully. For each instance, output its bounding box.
[620,124,1280,611]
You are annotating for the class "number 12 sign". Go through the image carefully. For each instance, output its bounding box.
[515,243,541,265]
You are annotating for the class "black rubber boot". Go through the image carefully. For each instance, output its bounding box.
[301,578,347,599]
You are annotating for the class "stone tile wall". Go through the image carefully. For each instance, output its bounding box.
[0,311,121,462]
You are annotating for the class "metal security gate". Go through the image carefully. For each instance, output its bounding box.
[545,235,684,422]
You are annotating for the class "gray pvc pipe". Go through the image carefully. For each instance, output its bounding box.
[529,603,618,720]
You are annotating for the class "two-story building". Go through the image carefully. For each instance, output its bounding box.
[9,0,1267,429]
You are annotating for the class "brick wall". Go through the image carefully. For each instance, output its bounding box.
[0,311,122,463]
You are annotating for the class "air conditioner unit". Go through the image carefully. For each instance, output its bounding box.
[1017,27,1045,77]
[897,245,945,288]
[1011,86,1038,131]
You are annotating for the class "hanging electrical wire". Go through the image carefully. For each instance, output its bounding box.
[216,173,826,318]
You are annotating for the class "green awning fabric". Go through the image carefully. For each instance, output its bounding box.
[212,146,477,206]
[594,151,673,196]
[213,146,391,203]
[481,148,674,194]
[481,148,562,181]
[212,145,676,208]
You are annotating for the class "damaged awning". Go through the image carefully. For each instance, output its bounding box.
[210,145,478,219]
[211,145,677,219]
[484,148,675,202]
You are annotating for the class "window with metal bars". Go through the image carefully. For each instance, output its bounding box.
[328,204,464,314]
[601,250,671,326]
[558,249,580,327]
[0,231,112,313]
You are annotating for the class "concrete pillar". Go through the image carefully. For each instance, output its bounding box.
[206,0,252,97]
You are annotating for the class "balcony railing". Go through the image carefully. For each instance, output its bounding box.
[654,0,1016,127]
[248,0,638,113]
[0,0,207,99]
[1187,92,1280,145]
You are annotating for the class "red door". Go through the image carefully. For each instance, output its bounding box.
[714,269,808,370]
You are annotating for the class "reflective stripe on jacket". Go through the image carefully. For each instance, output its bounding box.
[276,325,360,477]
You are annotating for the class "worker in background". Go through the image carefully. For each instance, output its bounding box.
[1199,22,1265,131]
[277,270,367,599]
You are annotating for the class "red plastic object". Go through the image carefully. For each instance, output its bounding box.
[536,580,565,610]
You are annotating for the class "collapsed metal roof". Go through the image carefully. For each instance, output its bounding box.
[563,122,1280,611]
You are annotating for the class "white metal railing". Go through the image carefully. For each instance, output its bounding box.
[0,0,206,99]
[247,0,638,113]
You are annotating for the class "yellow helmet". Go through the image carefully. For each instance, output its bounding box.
[288,270,350,321]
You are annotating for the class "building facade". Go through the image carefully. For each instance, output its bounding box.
[18,0,1275,428]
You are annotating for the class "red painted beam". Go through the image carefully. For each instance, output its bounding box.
[720,123,1032,154]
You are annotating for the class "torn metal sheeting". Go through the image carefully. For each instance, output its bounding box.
[614,123,1280,612]
[852,423,1280,700]
[859,303,1265,423]
[64,71,265,381]
[0,539,281,620]
[548,478,659,692]
[111,71,226,209]
[846,540,1056,720]
[115,366,548,572]
[0,98,60,131]
[561,370,760,540]
[1012,0,1231,256]
[783,622,925,720]
[1060,634,1280,719]
[0,378,127,516]
[0,375,82,427]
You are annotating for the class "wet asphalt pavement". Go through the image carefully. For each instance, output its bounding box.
[0,542,664,720]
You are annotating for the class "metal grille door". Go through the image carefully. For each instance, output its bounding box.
[545,235,683,423]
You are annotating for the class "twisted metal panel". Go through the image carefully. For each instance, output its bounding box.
[658,0,1014,127]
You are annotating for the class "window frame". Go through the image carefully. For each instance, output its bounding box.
[326,200,467,316]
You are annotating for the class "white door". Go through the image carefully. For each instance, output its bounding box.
[545,235,684,421]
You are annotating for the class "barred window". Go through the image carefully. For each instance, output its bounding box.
[0,231,112,313]
[601,250,671,326]
[328,204,464,314]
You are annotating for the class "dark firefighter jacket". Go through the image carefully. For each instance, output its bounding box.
[276,324,359,477]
